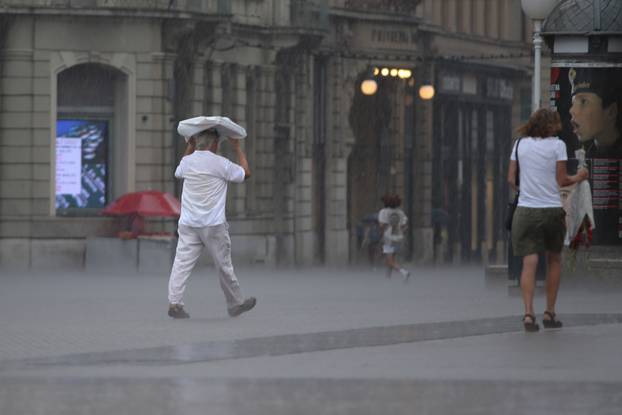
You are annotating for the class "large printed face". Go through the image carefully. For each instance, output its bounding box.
[569,92,617,143]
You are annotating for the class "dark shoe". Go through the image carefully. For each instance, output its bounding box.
[542,311,563,329]
[168,304,190,319]
[228,297,256,317]
[523,314,539,332]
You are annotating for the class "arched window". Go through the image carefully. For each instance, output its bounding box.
[55,63,127,215]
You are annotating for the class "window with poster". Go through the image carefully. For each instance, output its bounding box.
[55,63,121,216]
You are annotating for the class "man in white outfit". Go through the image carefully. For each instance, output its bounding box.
[167,127,256,319]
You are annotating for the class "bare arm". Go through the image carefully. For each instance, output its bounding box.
[507,160,518,192]
[184,138,196,156]
[556,161,589,187]
[230,139,251,179]
[379,223,388,233]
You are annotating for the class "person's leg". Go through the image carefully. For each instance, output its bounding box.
[394,251,410,281]
[383,244,394,277]
[541,208,566,328]
[168,225,204,306]
[392,254,401,271]
[520,253,539,318]
[202,223,245,309]
[384,254,391,277]
[389,250,408,279]
[544,251,562,315]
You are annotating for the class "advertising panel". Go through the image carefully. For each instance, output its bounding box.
[550,66,622,245]
[55,119,108,211]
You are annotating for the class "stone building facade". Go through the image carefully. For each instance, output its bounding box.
[0,0,535,270]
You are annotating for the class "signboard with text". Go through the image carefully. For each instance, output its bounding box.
[551,65,622,245]
[55,119,108,212]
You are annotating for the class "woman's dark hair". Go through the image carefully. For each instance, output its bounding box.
[517,108,562,138]
[381,193,402,208]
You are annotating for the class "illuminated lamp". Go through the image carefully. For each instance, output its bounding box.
[419,84,435,100]
[361,79,378,95]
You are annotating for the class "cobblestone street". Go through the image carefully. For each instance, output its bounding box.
[1,266,621,414]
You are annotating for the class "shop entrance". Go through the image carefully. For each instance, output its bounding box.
[432,98,512,263]
[347,75,399,264]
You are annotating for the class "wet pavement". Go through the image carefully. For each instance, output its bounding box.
[1,266,621,414]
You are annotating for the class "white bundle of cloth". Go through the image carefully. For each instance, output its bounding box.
[177,116,247,142]
[561,149,595,246]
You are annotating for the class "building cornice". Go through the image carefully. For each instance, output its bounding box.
[0,6,229,21]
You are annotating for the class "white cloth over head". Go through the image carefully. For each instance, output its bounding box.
[177,116,247,142]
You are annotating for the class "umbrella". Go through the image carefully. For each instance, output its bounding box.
[431,208,449,226]
[177,116,247,142]
[101,190,181,217]
[360,212,379,223]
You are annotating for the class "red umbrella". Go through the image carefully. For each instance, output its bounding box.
[102,190,181,217]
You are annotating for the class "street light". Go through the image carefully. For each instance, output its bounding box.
[418,84,435,100]
[360,68,378,96]
[521,0,559,112]
[361,78,378,95]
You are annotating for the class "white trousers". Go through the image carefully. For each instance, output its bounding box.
[168,223,244,308]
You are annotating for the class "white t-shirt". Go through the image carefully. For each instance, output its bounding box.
[378,208,408,243]
[510,136,567,208]
[174,150,245,227]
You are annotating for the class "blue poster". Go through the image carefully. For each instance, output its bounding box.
[55,119,108,210]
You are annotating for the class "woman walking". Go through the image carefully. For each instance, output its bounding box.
[508,108,589,332]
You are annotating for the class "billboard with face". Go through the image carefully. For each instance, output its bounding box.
[550,66,622,245]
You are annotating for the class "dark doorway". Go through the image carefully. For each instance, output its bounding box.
[347,74,393,263]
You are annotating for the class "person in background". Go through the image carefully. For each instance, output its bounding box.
[508,108,589,332]
[358,213,382,267]
[167,128,256,319]
[378,193,410,281]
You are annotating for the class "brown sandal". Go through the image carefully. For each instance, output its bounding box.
[542,311,563,329]
[523,314,539,332]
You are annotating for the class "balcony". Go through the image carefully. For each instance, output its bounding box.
[290,0,329,32]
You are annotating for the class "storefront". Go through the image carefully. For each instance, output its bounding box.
[432,62,525,264]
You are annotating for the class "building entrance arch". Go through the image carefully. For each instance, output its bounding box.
[49,53,136,216]
[347,73,395,263]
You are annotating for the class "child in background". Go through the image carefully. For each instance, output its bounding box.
[378,194,410,281]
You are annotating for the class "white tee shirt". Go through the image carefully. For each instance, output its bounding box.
[510,137,567,208]
[378,208,408,243]
[174,150,245,227]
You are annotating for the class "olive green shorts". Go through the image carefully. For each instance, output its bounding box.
[511,207,566,256]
